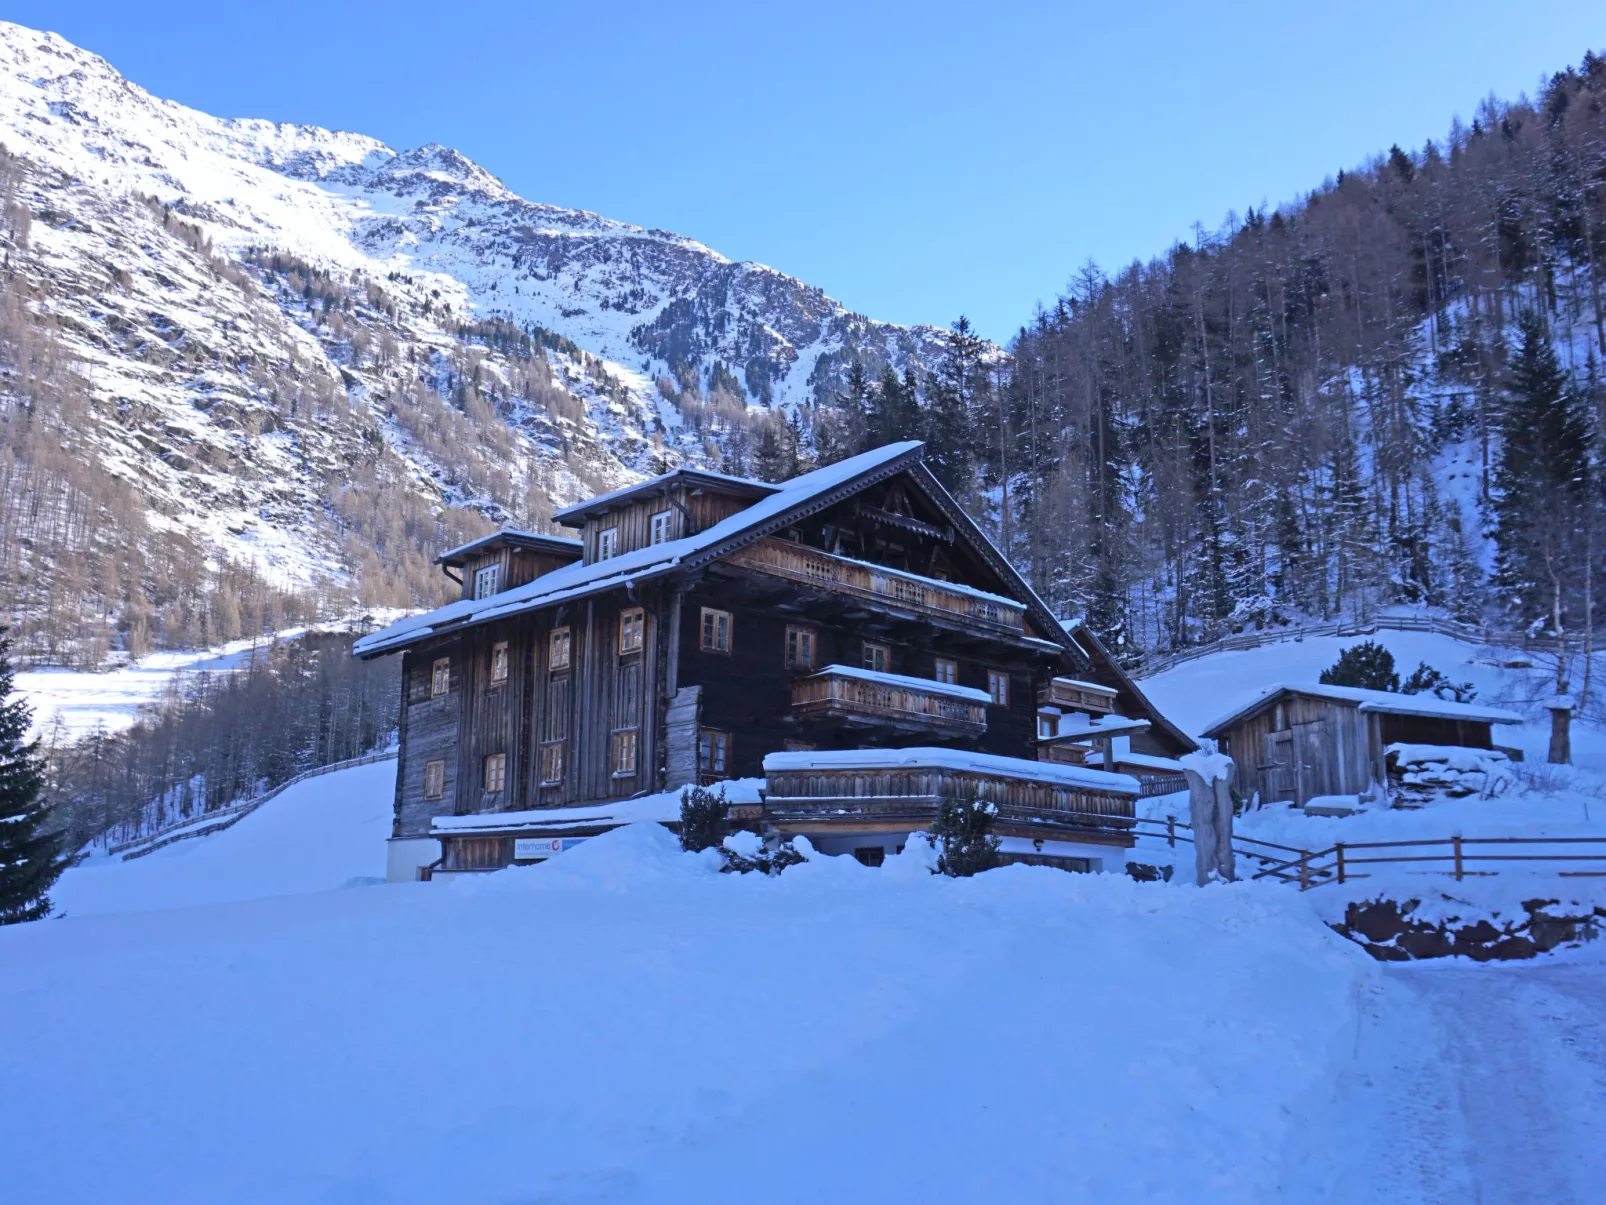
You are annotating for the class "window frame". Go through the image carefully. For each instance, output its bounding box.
[649,510,672,545]
[422,759,446,800]
[430,657,450,697]
[986,669,1010,707]
[473,563,501,600]
[700,607,732,654]
[784,625,817,671]
[698,728,732,779]
[483,752,507,794]
[861,641,890,674]
[596,527,618,561]
[539,742,565,787]
[618,607,645,655]
[610,728,638,778]
[489,641,509,685]
[933,657,958,685]
[549,626,571,671]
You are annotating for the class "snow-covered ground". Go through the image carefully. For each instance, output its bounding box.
[6,754,1605,1201]
[51,758,395,917]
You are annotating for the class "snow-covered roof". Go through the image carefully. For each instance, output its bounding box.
[807,664,994,705]
[1201,683,1524,736]
[1049,676,1119,696]
[762,747,1141,795]
[1047,714,1152,741]
[355,442,925,658]
[431,779,765,834]
[434,529,582,565]
[552,465,778,525]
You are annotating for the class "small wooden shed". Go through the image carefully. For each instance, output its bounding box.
[1201,684,1523,806]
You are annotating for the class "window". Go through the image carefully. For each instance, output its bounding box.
[430,657,450,696]
[489,641,509,684]
[700,607,732,654]
[698,729,731,778]
[650,511,672,545]
[540,743,565,786]
[618,607,645,655]
[423,759,446,800]
[783,739,815,753]
[615,662,641,725]
[854,846,886,867]
[933,657,958,685]
[862,641,890,673]
[549,627,571,671]
[597,527,618,561]
[540,675,570,786]
[483,753,507,793]
[611,729,638,777]
[473,563,501,600]
[986,669,1010,706]
[785,625,816,670]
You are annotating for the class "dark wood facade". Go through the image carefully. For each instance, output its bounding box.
[368,446,1196,868]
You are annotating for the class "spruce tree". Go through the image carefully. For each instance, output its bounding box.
[1491,311,1589,625]
[1319,641,1399,692]
[0,626,62,924]
[930,797,1000,876]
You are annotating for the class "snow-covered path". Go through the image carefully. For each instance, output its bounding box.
[1330,958,1606,1204]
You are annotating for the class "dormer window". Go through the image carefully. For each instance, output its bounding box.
[650,511,672,545]
[597,528,618,561]
[473,564,500,600]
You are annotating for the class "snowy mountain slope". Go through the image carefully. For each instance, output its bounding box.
[0,22,952,403]
[0,21,961,643]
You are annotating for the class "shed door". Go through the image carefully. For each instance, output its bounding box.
[1262,731,1294,802]
[1291,719,1330,804]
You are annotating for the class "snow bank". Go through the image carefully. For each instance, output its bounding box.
[0,830,1372,1203]
[49,758,396,916]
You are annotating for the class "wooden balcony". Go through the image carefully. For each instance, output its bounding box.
[726,537,1026,634]
[1037,676,1118,713]
[761,747,1139,838]
[792,666,988,738]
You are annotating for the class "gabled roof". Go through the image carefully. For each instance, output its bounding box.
[354,442,927,658]
[1200,683,1524,737]
[435,529,582,566]
[551,466,778,527]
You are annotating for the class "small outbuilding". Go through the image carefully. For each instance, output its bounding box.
[1201,684,1524,806]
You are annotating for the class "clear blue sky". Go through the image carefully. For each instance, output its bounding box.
[14,1,1603,342]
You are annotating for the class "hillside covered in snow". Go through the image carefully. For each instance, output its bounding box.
[0,21,958,664]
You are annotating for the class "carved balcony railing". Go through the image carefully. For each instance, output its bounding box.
[761,748,1139,833]
[726,537,1026,634]
[791,666,988,738]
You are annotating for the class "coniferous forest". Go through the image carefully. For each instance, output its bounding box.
[808,51,1606,668]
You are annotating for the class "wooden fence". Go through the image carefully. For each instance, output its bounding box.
[106,748,398,862]
[1249,834,1606,890]
[1139,613,1594,677]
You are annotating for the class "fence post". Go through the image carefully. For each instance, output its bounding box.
[1453,835,1464,882]
[1299,851,1310,891]
[1335,842,1345,885]
[1166,815,1176,848]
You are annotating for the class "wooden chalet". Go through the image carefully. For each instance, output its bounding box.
[355,441,1195,879]
[1201,684,1523,807]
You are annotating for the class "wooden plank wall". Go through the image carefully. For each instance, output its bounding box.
[683,577,1051,782]
[393,639,463,838]
[578,486,758,562]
